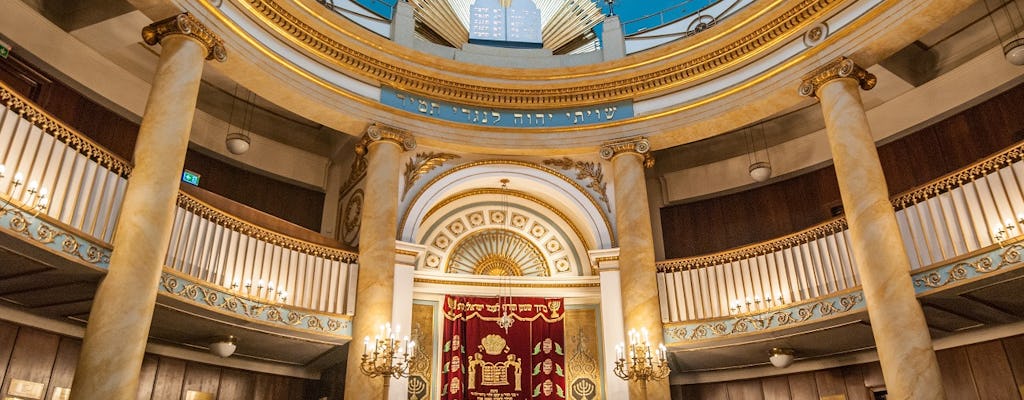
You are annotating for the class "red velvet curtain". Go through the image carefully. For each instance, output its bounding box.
[441,295,566,400]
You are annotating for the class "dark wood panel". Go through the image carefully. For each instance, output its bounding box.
[46,338,80,398]
[1,327,60,396]
[727,379,764,400]
[965,341,1019,400]
[1003,336,1024,388]
[184,150,324,232]
[217,368,254,400]
[935,347,980,400]
[692,382,730,400]
[814,368,847,398]
[151,358,186,400]
[137,355,159,400]
[0,320,19,387]
[787,372,819,400]
[182,362,222,397]
[840,364,871,400]
[760,375,792,400]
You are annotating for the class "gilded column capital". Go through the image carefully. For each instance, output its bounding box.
[798,56,875,98]
[142,13,227,62]
[599,137,654,168]
[363,123,417,151]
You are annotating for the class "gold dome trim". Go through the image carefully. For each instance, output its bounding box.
[230,0,841,109]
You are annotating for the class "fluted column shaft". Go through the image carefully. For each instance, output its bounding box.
[71,13,225,400]
[604,139,669,399]
[804,57,944,400]
[344,126,414,400]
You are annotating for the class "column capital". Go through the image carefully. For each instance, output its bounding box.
[363,123,417,151]
[143,13,227,62]
[798,56,875,98]
[599,136,654,168]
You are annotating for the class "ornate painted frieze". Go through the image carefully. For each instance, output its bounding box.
[0,207,111,267]
[159,272,352,337]
[912,243,1024,292]
[664,292,865,343]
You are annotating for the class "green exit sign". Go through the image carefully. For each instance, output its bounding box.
[182,169,201,186]
[0,41,9,59]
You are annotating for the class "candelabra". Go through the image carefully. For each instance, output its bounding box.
[0,165,50,216]
[613,328,670,400]
[360,323,416,400]
[992,215,1024,247]
[730,295,787,330]
[228,279,288,302]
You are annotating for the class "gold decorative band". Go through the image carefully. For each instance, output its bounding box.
[143,13,227,62]
[599,137,654,168]
[364,123,417,151]
[798,56,876,98]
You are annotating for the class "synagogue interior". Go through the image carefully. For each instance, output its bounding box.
[0,0,1023,399]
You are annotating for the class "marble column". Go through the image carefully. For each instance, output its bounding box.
[70,13,226,400]
[600,138,669,399]
[800,57,944,400]
[344,124,416,400]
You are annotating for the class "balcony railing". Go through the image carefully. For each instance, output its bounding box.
[657,141,1024,323]
[0,81,359,323]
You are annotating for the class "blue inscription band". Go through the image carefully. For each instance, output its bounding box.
[380,86,634,128]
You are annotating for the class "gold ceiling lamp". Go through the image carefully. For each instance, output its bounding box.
[496,178,515,333]
[225,84,253,155]
[746,123,772,183]
[982,0,1024,65]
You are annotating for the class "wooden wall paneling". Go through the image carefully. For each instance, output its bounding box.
[839,364,871,400]
[814,368,848,398]
[964,340,1019,400]
[1002,336,1024,395]
[693,382,730,400]
[726,378,765,400]
[137,355,159,400]
[182,362,222,397]
[0,321,20,388]
[787,372,819,400]
[46,337,80,398]
[151,358,187,400]
[253,374,293,400]
[761,375,792,400]
[0,327,59,398]
[860,362,884,390]
[935,347,980,400]
[217,368,254,400]
[677,384,701,400]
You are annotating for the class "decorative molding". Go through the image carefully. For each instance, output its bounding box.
[159,272,351,337]
[890,142,1024,210]
[664,292,865,343]
[543,157,611,212]
[413,277,600,288]
[403,152,460,199]
[912,244,1024,291]
[657,218,848,272]
[341,188,363,246]
[177,192,358,262]
[365,123,416,151]
[233,0,842,108]
[798,56,876,98]
[142,13,227,62]
[599,137,654,168]
[0,207,111,267]
[0,81,131,177]
[399,160,612,247]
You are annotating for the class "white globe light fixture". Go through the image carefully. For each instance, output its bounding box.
[768,347,795,368]
[209,335,238,358]
[225,132,251,155]
[749,161,772,183]
[1005,38,1024,65]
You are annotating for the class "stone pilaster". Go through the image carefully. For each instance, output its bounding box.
[800,56,944,400]
[600,137,669,399]
[71,13,224,400]
[345,123,415,400]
